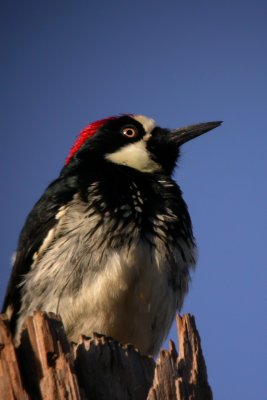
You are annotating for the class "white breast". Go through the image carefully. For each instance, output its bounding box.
[60,237,191,355]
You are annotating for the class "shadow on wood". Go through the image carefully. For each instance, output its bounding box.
[0,312,212,400]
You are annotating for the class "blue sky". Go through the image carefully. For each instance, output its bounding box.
[1,1,266,398]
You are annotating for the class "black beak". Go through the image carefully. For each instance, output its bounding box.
[169,121,222,145]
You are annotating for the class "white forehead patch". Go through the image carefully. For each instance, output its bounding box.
[132,115,156,134]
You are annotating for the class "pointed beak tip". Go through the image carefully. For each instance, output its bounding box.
[170,120,223,146]
[204,120,223,133]
[199,120,223,131]
[212,120,223,127]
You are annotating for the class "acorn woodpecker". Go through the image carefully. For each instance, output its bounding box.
[2,114,221,355]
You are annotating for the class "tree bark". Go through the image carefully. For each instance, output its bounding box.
[147,315,212,400]
[0,312,212,400]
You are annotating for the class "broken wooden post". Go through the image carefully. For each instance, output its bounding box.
[0,312,212,399]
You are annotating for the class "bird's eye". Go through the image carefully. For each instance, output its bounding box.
[121,126,139,138]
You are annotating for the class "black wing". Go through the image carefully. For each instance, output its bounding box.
[2,174,78,332]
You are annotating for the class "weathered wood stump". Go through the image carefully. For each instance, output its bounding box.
[0,312,212,399]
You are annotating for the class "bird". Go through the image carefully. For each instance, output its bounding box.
[2,114,221,355]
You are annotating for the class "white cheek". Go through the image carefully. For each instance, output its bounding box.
[105,140,161,173]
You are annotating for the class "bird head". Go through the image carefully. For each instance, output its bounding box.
[64,114,222,176]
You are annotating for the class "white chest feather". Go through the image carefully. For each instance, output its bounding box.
[61,240,185,355]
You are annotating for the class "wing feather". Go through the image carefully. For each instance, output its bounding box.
[2,175,77,331]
